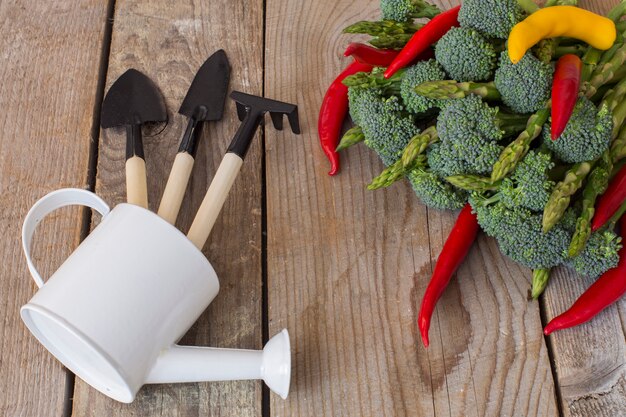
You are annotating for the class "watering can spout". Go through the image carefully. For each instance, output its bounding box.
[145,329,291,399]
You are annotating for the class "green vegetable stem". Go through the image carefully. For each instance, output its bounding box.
[491,105,551,182]
[568,154,611,257]
[414,80,501,100]
[336,126,365,152]
[368,126,438,190]
[531,269,551,300]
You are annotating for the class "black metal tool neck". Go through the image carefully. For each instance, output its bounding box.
[227,107,264,159]
[226,91,301,160]
[125,124,144,160]
[178,106,208,156]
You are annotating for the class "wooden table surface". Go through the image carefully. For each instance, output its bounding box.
[1,0,625,416]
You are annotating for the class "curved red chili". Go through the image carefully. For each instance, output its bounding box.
[544,215,626,335]
[591,165,626,232]
[384,5,461,79]
[344,43,399,67]
[418,203,479,347]
[551,54,583,140]
[318,61,373,175]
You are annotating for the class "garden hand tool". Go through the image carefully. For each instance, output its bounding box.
[158,50,230,224]
[101,69,167,208]
[187,91,300,249]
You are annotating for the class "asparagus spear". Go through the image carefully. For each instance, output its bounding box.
[414,80,501,100]
[491,105,551,182]
[368,126,438,190]
[446,174,500,192]
[567,154,611,257]
[336,126,364,152]
[530,268,551,300]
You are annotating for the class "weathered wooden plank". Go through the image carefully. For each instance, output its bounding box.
[0,1,109,415]
[264,0,557,415]
[541,2,626,416]
[425,210,558,417]
[70,0,265,415]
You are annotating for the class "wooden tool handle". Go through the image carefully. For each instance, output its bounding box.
[158,152,195,224]
[187,153,243,249]
[126,156,148,208]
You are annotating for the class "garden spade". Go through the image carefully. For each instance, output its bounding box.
[101,69,167,208]
[158,50,231,224]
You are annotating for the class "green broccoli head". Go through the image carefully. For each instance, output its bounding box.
[348,86,380,127]
[543,98,613,164]
[470,198,571,269]
[567,231,622,278]
[427,141,471,177]
[495,51,553,114]
[349,88,419,165]
[400,59,447,114]
[458,0,526,39]
[430,95,506,176]
[499,150,556,212]
[437,94,503,142]
[434,27,498,82]
[380,0,440,21]
[407,168,468,210]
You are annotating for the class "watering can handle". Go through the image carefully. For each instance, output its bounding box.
[22,188,110,288]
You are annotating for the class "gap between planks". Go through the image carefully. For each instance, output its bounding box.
[261,1,271,417]
[68,0,117,415]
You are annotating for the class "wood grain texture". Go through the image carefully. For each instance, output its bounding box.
[264,0,557,415]
[70,0,265,415]
[541,2,626,417]
[0,1,109,416]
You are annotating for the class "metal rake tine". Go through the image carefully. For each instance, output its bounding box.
[270,112,284,131]
[287,108,300,134]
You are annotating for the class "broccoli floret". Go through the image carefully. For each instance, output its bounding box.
[500,150,556,212]
[401,59,448,114]
[346,61,446,115]
[431,95,526,176]
[470,198,571,269]
[458,0,526,39]
[494,52,553,114]
[348,87,380,127]
[567,231,622,278]
[427,141,472,177]
[380,0,440,21]
[543,98,613,163]
[407,168,468,210]
[434,27,498,82]
[437,95,503,142]
[349,88,419,165]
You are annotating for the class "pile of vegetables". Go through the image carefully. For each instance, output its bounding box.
[318,0,626,346]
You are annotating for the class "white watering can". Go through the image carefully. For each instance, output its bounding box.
[20,188,290,403]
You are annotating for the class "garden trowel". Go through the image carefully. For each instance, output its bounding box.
[101,69,167,208]
[158,50,231,224]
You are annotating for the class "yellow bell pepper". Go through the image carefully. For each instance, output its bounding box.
[508,6,616,64]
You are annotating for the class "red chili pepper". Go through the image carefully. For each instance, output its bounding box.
[418,203,479,347]
[551,54,583,140]
[318,61,373,175]
[384,5,461,79]
[344,43,434,68]
[544,215,626,335]
[344,43,399,67]
[591,165,626,231]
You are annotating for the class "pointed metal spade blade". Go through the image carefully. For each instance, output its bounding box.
[179,49,231,121]
[101,69,167,128]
